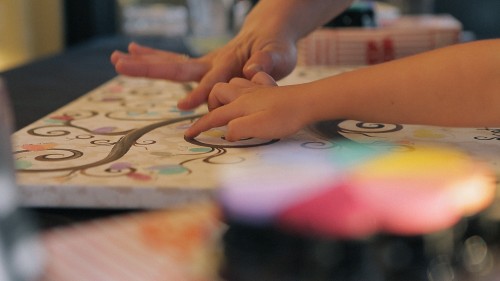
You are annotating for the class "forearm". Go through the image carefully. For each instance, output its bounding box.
[306,39,500,127]
[242,0,353,42]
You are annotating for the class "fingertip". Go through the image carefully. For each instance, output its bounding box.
[177,98,192,110]
[114,60,126,74]
[243,50,275,79]
[110,51,124,65]
[177,96,200,110]
[128,42,139,51]
[251,71,277,86]
[224,131,243,142]
[179,84,212,110]
[129,42,153,54]
[222,134,238,142]
[224,121,245,142]
[184,114,213,139]
[244,64,264,78]
[183,127,199,139]
[110,53,118,65]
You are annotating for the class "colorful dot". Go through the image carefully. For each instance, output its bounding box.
[148,165,188,175]
[189,147,212,153]
[15,160,32,169]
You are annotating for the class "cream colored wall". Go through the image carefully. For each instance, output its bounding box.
[0,0,64,71]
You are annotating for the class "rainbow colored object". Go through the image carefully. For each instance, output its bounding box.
[218,143,496,238]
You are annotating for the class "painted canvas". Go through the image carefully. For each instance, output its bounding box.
[12,66,500,208]
[11,67,344,208]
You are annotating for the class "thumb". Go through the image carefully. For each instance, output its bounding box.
[243,46,297,81]
[177,83,211,110]
[251,71,277,86]
[243,50,273,79]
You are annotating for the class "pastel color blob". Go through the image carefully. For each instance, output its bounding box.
[202,129,225,139]
[328,142,384,170]
[48,115,73,121]
[189,147,212,153]
[148,165,188,175]
[126,111,141,116]
[218,143,496,238]
[92,127,117,134]
[21,143,57,151]
[110,162,132,170]
[280,146,495,238]
[354,147,470,178]
[44,119,65,124]
[127,172,152,181]
[169,108,194,116]
[218,144,343,224]
[105,85,124,93]
[15,160,32,169]
[100,97,122,102]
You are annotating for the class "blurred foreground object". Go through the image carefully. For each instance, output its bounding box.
[219,142,496,239]
[0,78,43,281]
[39,202,224,281]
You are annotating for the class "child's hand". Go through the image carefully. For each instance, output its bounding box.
[185,72,309,141]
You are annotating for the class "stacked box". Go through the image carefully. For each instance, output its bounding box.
[298,15,462,66]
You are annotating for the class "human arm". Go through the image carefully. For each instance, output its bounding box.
[185,39,500,141]
[110,0,353,110]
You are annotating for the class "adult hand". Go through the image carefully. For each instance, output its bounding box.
[111,33,297,110]
[111,0,353,110]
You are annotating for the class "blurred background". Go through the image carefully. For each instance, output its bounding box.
[0,0,499,72]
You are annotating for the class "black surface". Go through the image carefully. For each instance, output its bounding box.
[434,0,500,39]
[64,0,119,47]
